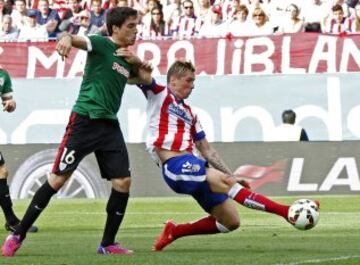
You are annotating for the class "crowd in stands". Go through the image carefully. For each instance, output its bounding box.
[0,0,360,41]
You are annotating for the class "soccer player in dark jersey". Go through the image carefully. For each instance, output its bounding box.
[1,7,151,257]
[0,69,38,234]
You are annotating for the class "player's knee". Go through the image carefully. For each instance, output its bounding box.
[48,173,68,190]
[226,219,240,231]
[112,177,131,192]
[0,165,9,179]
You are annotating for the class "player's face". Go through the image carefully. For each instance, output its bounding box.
[333,10,344,23]
[172,71,195,99]
[114,15,138,47]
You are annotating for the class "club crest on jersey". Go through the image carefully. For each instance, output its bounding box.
[0,77,4,87]
[112,62,129,78]
[182,161,201,173]
[168,103,192,124]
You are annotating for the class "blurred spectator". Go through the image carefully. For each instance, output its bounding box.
[194,0,211,23]
[247,7,273,35]
[0,0,11,29]
[170,0,202,37]
[277,3,304,33]
[302,0,329,32]
[11,0,30,30]
[90,0,106,34]
[0,15,19,40]
[58,0,82,31]
[221,0,241,22]
[61,0,82,20]
[351,2,360,31]
[116,0,128,6]
[163,0,182,26]
[18,9,48,41]
[227,4,250,36]
[141,6,168,38]
[324,3,352,34]
[59,9,101,34]
[37,0,61,38]
[141,0,160,26]
[198,4,226,37]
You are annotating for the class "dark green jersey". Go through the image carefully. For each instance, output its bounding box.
[0,70,13,97]
[72,35,133,120]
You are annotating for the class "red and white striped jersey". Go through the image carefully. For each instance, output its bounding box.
[325,17,352,34]
[138,79,206,154]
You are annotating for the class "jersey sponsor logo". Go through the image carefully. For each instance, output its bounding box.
[112,62,130,78]
[168,103,192,124]
[0,77,4,86]
[182,161,201,173]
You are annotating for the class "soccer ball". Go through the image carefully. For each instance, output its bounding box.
[288,199,319,230]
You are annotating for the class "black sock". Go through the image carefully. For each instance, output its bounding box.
[0,179,18,224]
[101,189,129,247]
[15,180,57,240]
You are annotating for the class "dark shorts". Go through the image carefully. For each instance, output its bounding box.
[162,154,228,213]
[0,151,4,166]
[52,112,130,180]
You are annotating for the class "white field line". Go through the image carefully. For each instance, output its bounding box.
[274,255,360,265]
[46,211,360,216]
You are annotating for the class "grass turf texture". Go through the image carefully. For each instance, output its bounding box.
[0,195,359,265]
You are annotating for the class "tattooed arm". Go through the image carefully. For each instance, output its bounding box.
[195,138,251,189]
[195,138,232,175]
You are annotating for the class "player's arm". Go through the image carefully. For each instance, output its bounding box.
[195,137,251,189]
[56,32,88,60]
[114,48,153,85]
[195,138,233,175]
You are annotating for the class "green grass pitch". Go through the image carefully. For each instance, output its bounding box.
[0,195,359,265]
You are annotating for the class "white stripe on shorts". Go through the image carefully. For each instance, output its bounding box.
[164,164,206,182]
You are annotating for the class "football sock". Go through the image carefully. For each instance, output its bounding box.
[0,179,18,224]
[228,183,289,219]
[101,189,129,247]
[172,216,226,239]
[15,180,57,240]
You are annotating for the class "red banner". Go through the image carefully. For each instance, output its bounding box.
[1,33,360,78]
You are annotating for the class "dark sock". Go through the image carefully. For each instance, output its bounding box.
[15,181,57,240]
[0,179,18,224]
[101,189,129,247]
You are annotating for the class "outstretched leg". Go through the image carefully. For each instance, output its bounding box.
[153,199,239,251]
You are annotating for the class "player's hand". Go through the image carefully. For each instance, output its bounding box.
[140,61,153,72]
[115,48,142,66]
[56,33,73,61]
[237,179,251,189]
[232,174,251,189]
[2,99,16,112]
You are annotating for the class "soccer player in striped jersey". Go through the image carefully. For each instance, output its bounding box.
[136,60,308,251]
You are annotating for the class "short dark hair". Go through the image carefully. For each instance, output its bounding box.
[106,7,138,35]
[167,60,195,84]
[332,4,343,13]
[282,109,296,124]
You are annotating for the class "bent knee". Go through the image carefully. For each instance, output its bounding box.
[227,219,240,231]
[112,177,131,192]
[48,173,69,190]
[0,165,9,179]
